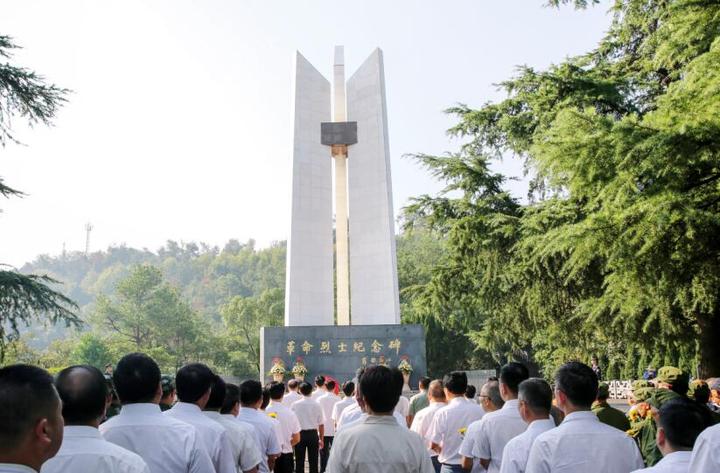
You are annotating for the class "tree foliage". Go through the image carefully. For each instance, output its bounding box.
[404,0,720,378]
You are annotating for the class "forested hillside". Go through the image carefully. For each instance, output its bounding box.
[8,232,483,378]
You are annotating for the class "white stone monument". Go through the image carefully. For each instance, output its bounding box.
[285,46,400,326]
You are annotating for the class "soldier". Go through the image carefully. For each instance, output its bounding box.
[159,375,175,411]
[688,379,720,423]
[592,382,630,432]
[636,366,689,467]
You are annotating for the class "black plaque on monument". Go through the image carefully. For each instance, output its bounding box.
[260,324,426,387]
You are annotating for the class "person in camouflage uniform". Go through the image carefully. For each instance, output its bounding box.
[159,375,176,411]
[633,366,688,467]
[592,382,630,432]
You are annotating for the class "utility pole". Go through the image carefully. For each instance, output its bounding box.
[85,222,93,256]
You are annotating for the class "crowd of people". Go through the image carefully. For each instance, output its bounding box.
[0,353,719,473]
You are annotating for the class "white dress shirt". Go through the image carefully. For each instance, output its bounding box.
[283,391,302,408]
[499,419,555,473]
[317,392,342,437]
[336,402,363,430]
[395,395,410,417]
[410,401,447,456]
[165,402,236,473]
[689,423,720,473]
[42,426,149,473]
[338,411,408,432]
[265,401,301,454]
[311,388,326,400]
[463,399,527,473]
[0,465,36,473]
[236,407,282,473]
[332,397,356,425]
[325,415,435,473]
[204,411,263,472]
[631,450,691,473]
[427,396,485,465]
[525,411,644,473]
[99,403,214,473]
[291,396,324,431]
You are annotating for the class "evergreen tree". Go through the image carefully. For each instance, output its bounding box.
[1,35,78,359]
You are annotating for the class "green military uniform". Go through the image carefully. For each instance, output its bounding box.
[104,374,122,420]
[160,375,175,411]
[592,383,630,432]
[636,366,687,467]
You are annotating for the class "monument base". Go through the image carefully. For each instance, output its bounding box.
[260,324,426,388]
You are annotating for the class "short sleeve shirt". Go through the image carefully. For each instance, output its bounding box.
[466,399,527,473]
[427,397,485,465]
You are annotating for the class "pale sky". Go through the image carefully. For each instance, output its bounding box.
[1,0,612,268]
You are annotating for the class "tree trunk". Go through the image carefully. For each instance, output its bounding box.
[697,314,720,378]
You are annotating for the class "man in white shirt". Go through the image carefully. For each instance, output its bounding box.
[525,361,644,473]
[499,378,555,473]
[100,353,215,473]
[428,371,484,473]
[311,376,327,400]
[283,380,302,408]
[331,382,356,429]
[410,380,447,473]
[462,363,529,473]
[165,363,236,473]
[632,398,713,473]
[204,377,261,473]
[317,380,341,472]
[290,382,325,473]
[325,365,435,473]
[265,382,300,473]
[42,365,149,473]
[690,422,720,472]
[237,380,281,473]
[396,394,410,422]
[0,364,63,473]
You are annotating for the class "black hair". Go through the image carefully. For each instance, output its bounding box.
[268,381,285,400]
[261,386,271,410]
[56,365,108,424]
[419,377,431,390]
[315,375,325,387]
[342,381,355,397]
[221,383,241,414]
[499,362,530,395]
[113,353,161,404]
[518,378,552,415]
[360,365,403,413]
[0,364,59,451]
[239,379,263,406]
[658,398,714,450]
[555,361,598,409]
[287,379,299,390]
[443,371,468,395]
[175,363,215,403]
[326,380,336,391]
[299,382,313,396]
[205,375,226,410]
[465,384,477,399]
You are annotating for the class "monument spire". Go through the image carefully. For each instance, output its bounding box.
[332,46,351,326]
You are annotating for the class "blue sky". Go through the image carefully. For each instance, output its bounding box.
[1,0,612,267]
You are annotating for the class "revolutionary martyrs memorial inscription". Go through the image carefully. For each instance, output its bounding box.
[260,324,427,386]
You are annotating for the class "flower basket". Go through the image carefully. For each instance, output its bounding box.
[398,356,413,393]
[291,357,308,381]
[269,358,286,382]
